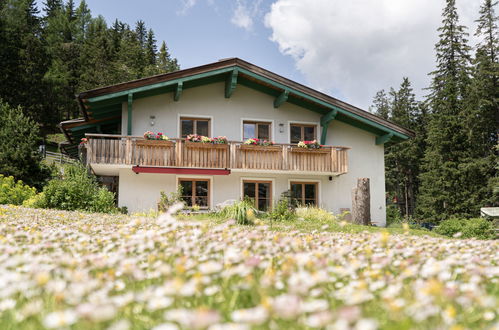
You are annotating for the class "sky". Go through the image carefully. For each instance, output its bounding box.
[36,0,483,110]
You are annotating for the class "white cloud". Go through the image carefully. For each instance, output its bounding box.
[231,0,264,31]
[177,0,198,15]
[264,0,481,109]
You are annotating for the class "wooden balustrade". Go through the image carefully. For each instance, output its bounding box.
[85,134,349,174]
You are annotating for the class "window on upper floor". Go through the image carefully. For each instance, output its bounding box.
[180,117,210,138]
[290,124,317,144]
[243,121,271,140]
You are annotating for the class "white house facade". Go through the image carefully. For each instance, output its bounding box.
[61,58,414,226]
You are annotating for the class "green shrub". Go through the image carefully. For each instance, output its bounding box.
[269,198,296,222]
[435,217,495,240]
[35,164,118,213]
[296,206,336,222]
[0,175,36,205]
[217,199,256,225]
[386,204,403,226]
[158,185,183,212]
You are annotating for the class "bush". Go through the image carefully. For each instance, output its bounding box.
[296,206,336,222]
[158,186,183,212]
[0,100,51,189]
[386,204,403,226]
[268,197,296,222]
[35,164,118,213]
[0,175,36,205]
[435,217,495,240]
[217,199,256,225]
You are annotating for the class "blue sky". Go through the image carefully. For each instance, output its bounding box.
[36,0,305,89]
[35,0,483,110]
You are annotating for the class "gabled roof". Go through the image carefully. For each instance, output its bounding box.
[61,57,414,155]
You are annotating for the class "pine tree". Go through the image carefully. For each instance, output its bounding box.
[158,41,180,73]
[146,29,157,66]
[43,0,62,20]
[385,78,425,218]
[0,0,52,131]
[460,0,499,207]
[369,89,390,119]
[135,20,146,48]
[417,0,473,221]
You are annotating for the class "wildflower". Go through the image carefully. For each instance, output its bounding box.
[43,310,78,328]
[231,306,268,324]
[152,323,179,330]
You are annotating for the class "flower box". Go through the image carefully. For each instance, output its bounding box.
[185,141,229,150]
[239,144,282,151]
[136,140,174,147]
[290,146,331,154]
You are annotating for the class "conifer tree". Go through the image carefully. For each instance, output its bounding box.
[369,90,390,119]
[385,78,425,218]
[417,0,473,221]
[158,41,180,73]
[460,0,499,207]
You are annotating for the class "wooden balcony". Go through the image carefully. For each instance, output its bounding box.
[84,134,349,175]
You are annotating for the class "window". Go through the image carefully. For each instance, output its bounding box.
[243,121,271,140]
[290,124,317,144]
[180,117,210,138]
[243,180,272,211]
[179,179,210,208]
[290,181,318,206]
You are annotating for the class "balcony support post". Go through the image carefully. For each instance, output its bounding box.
[375,132,393,145]
[174,81,183,101]
[225,69,238,98]
[274,90,289,108]
[127,93,133,135]
[320,109,337,145]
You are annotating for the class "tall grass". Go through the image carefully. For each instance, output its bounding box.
[217,199,256,225]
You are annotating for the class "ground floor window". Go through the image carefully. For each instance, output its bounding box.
[243,180,272,211]
[179,179,210,208]
[290,181,318,206]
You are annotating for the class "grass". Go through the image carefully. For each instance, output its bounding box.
[0,205,496,330]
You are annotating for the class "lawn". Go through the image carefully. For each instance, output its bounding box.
[0,205,497,329]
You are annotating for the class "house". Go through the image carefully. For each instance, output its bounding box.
[60,58,414,226]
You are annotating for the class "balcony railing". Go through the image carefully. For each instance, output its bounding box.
[84,134,349,174]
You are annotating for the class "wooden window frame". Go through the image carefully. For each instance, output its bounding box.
[289,123,317,144]
[180,117,211,138]
[178,178,211,209]
[242,121,272,140]
[242,180,273,210]
[290,181,318,206]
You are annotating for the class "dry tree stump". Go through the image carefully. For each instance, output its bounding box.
[351,178,371,225]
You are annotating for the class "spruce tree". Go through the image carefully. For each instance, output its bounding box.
[417,0,473,221]
[158,41,180,73]
[385,78,425,218]
[369,89,390,119]
[460,0,499,207]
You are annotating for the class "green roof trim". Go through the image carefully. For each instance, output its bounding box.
[65,58,413,155]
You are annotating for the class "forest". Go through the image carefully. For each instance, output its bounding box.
[0,0,497,224]
[369,0,498,222]
[0,0,179,133]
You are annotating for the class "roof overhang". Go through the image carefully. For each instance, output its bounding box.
[61,58,414,156]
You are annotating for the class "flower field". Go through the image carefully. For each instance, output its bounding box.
[0,205,497,330]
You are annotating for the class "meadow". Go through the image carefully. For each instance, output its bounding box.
[0,205,497,329]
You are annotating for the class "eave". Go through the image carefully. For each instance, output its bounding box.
[61,58,414,156]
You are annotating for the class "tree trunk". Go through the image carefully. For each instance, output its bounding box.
[351,178,371,225]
